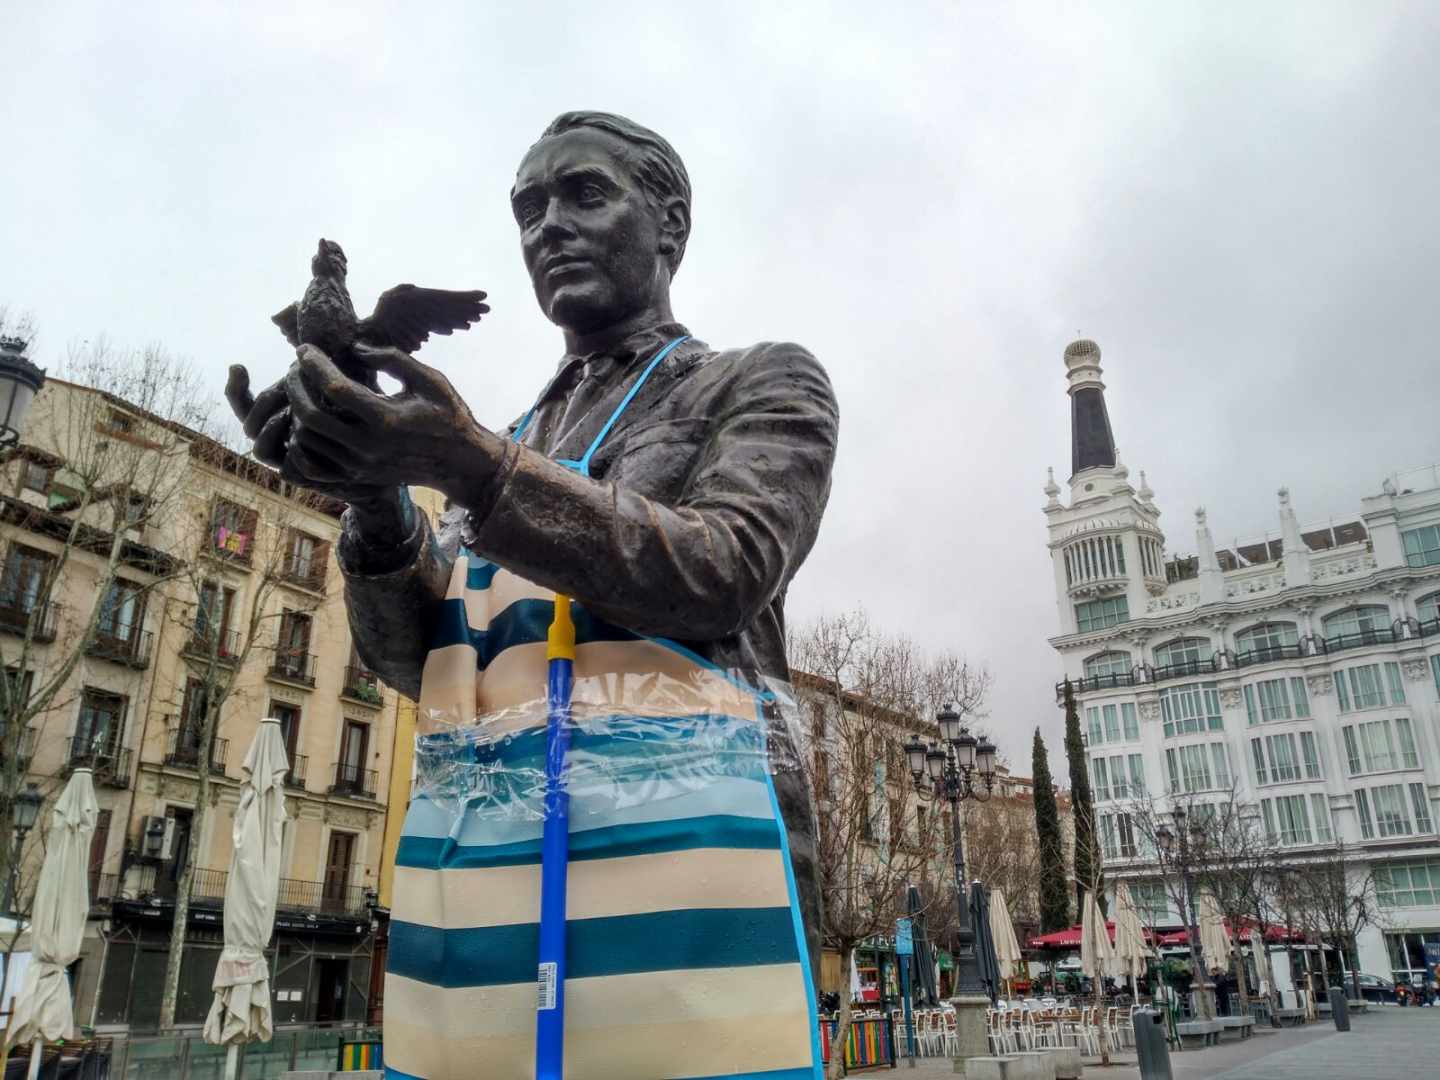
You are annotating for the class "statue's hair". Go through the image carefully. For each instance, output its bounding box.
[536,111,692,276]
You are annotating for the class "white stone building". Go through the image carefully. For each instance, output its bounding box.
[1044,337,1440,988]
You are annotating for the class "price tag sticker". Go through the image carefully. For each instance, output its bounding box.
[538,962,558,1011]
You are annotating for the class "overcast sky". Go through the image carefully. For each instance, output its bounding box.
[4,3,1438,771]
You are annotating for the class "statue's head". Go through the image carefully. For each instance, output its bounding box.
[513,112,691,335]
[312,238,348,278]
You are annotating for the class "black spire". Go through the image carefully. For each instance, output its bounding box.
[1065,339,1115,476]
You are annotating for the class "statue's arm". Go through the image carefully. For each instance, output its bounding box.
[335,487,457,700]
[464,342,838,641]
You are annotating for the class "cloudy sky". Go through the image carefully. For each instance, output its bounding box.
[4,2,1438,769]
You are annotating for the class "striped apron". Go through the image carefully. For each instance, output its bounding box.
[385,338,822,1079]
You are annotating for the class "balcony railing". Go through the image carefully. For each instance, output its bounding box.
[65,737,132,788]
[0,726,36,766]
[1150,656,1221,682]
[1420,616,1440,639]
[269,649,316,686]
[329,762,378,800]
[165,721,229,773]
[1234,642,1307,668]
[1055,671,1136,700]
[184,619,241,664]
[1322,627,1397,654]
[341,666,383,706]
[190,866,229,905]
[285,753,307,790]
[279,553,327,592]
[85,627,153,669]
[111,865,370,918]
[0,597,59,643]
[279,875,371,917]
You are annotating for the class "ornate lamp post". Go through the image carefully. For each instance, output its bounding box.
[0,338,44,449]
[1155,806,1212,1019]
[5,784,43,916]
[904,705,997,1002]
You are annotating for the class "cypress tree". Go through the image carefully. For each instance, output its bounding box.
[1032,727,1070,933]
[1063,678,1104,915]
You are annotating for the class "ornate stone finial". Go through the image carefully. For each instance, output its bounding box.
[1114,449,1129,480]
[1382,476,1398,496]
[1043,467,1061,506]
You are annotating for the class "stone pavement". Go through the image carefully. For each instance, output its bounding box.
[890,1006,1440,1078]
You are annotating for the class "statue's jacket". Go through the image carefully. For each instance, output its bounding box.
[337,323,837,1078]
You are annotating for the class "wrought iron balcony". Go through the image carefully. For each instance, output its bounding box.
[1150,656,1221,683]
[164,720,229,773]
[329,762,378,800]
[0,596,59,643]
[85,627,153,669]
[279,553,327,592]
[269,649,316,686]
[341,665,383,707]
[65,737,132,788]
[1054,671,1137,700]
[285,753,307,790]
[1233,642,1307,668]
[183,617,240,663]
[113,866,370,918]
[1321,627,1397,654]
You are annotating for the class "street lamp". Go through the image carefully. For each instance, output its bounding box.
[1155,806,1211,1019]
[0,338,44,449]
[903,705,997,1004]
[5,784,43,915]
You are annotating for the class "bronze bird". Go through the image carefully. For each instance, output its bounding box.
[272,239,489,385]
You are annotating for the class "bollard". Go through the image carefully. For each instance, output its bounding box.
[1133,1008,1174,1080]
[1328,987,1350,1032]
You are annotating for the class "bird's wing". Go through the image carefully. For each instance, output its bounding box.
[358,285,490,353]
[271,302,301,346]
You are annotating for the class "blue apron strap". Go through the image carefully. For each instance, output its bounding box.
[555,335,689,477]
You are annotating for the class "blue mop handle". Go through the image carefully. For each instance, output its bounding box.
[536,595,575,1080]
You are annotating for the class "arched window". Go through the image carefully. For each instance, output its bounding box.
[1235,622,1300,660]
[1084,651,1132,680]
[1321,605,1391,642]
[1418,592,1440,627]
[1154,637,1214,671]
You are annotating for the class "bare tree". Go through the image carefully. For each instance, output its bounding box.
[790,609,988,1079]
[1071,798,1111,1066]
[963,790,1043,930]
[1286,843,1382,1005]
[155,446,336,1029]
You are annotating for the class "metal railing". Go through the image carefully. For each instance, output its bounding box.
[1233,642,1307,668]
[103,865,371,918]
[329,761,378,799]
[1151,656,1220,682]
[183,617,241,662]
[1322,627,1397,653]
[164,721,229,773]
[98,1023,382,1076]
[280,552,327,591]
[342,664,383,705]
[66,736,132,788]
[285,752,308,789]
[269,648,316,686]
[1055,671,1136,699]
[85,626,153,668]
[0,596,60,642]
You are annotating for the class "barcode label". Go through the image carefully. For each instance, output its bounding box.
[537,962,558,1011]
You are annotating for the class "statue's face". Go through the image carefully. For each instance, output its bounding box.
[512,128,667,334]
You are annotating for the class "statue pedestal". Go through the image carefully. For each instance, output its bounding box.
[948,992,992,1074]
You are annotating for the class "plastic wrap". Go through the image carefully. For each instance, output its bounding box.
[413,670,805,825]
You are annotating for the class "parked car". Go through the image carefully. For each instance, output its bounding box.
[1346,973,1396,1003]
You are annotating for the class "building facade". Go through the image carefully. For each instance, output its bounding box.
[0,369,405,1031]
[1045,338,1440,986]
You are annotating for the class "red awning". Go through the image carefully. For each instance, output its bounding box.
[1157,921,1305,947]
[1028,923,1117,949]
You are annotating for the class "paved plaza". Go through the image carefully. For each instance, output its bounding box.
[895,1006,1440,1079]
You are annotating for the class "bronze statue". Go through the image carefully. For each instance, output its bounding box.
[227,112,838,1077]
[270,238,489,386]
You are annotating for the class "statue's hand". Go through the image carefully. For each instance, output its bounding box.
[224,362,390,504]
[285,343,503,496]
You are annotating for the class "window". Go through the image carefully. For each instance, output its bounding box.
[1357,783,1432,840]
[1261,794,1313,846]
[1418,592,1440,627]
[1373,784,1414,838]
[122,492,147,526]
[1243,677,1310,723]
[210,498,257,560]
[1103,704,1121,743]
[1433,654,1440,700]
[1075,596,1129,632]
[1165,741,1230,794]
[1376,861,1440,908]
[275,610,313,678]
[1122,703,1139,741]
[1091,757,1110,801]
[1130,881,1169,924]
[1402,525,1440,568]
[283,529,329,589]
[1341,717,1421,774]
[21,460,51,494]
[1086,707,1102,746]
[96,581,143,645]
[1100,812,1137,859]
[75,688,125,756]
[1333,663,1405,711]
[1154,637,1213,672]
[193,582,237,656]
[1084,652,1131,679]
[1299,731,1323,779]
[272,702,300,762]
[0,545,54,612]
[1322,605,1392,643]
[1234,622,1299,661]
[1127,753,1146,796]
[1159,682,1222,737]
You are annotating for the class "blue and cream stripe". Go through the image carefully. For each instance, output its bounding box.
[386,555,821,1079]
